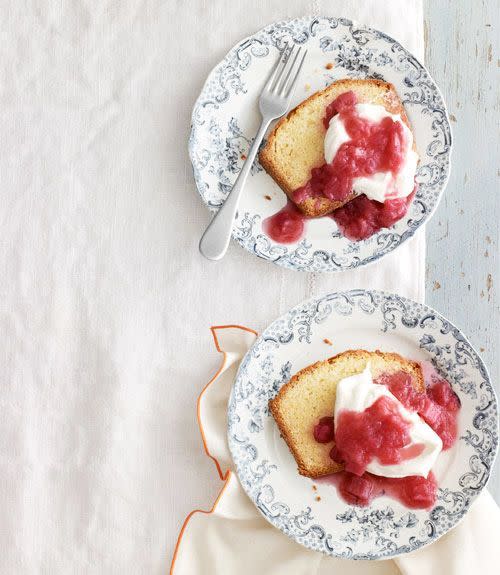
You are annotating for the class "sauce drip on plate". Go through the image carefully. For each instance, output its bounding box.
[312,364,460,509]
[318,471,438,510]
[262,200,305,244]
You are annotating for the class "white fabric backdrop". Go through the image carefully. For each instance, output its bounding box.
[0,1,423,573]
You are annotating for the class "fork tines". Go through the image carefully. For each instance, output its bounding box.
[266,43,308,97]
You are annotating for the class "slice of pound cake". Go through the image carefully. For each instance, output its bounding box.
[269,349,424,478]
[259,78,414,217]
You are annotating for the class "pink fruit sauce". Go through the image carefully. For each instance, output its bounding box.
[313,416,335,443]
[262,200,305,244]
[329,190,415,241]
[295,91,407,204]
[330,395,425,476]
[318,470,438,510]
[262,91,415,243]
[376,368,460,450]
[312,364,460,509]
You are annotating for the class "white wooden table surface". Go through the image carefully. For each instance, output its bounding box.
[424,0,499,502]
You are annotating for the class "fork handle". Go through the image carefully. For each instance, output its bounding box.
[199,117,271,261]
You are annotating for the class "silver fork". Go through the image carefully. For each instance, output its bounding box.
[199,43,307,261]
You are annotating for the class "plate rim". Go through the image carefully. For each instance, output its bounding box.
[188,15,453,273]
[227,288,498,559]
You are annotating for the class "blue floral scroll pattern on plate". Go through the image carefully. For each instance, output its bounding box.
[189,17,452,272]
[227,290,498,559]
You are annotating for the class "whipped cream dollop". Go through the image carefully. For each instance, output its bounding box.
[324,103,419,203]
[334,364,442,478]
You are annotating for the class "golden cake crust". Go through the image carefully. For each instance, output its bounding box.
[269,349,424,478]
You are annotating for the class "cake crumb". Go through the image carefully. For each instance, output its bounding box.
[312,484,317,492]
[304,83,311,91]
[433,281,441,291]
[325,62,334,70]
[315,496,321,501]
[480,347,485,352]
[241,154,247,160]
[264,195,272,201]
[323,338,333,345]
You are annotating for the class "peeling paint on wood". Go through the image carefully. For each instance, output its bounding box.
[424,0,499,502]
[487,273,493,300]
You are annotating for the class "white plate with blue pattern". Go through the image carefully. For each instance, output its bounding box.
[189,16,452,272]
[228,290,498,559]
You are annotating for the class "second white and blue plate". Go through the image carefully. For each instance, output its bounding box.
[227,290,498,559]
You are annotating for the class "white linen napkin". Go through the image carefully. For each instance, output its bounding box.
[170,326,500,575]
